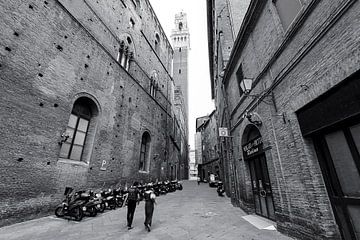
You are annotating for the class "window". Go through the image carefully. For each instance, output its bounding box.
[139,132,151,172]
[236,64,244,96]
[59,97,98,162]
[129,18,135,28]
[117,41,132,71]
[155,33,160,55]
[150,79,157,98]
[178,22,183,30]
[273,0,301,30]
[150,71,158,98]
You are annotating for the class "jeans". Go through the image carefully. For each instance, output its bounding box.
[127,200,137,227]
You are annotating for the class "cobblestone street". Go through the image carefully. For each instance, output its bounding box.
[0,181,292,240]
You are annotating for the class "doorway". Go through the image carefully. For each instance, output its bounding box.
[248,154,276,220]
[242,125,276,220]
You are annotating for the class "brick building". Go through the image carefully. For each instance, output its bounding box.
[208,0,360,239]
[0,0,187,226]
[195,111,221,182]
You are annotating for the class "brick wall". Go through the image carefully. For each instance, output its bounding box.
[0,0,182,227]
[211,0,360,239]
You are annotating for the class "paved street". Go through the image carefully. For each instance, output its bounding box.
[0,181,292,240]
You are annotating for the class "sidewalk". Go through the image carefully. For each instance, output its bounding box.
[0,181,293,240]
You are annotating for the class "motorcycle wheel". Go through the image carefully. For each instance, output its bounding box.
[116,199,124,208]
[73,206,83,221]
[98,202,105,213]
[109,202,116,210]
[178,185,183,190]
[55,206,65,217]
[89,206,97,217]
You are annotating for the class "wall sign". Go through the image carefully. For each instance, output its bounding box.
[100,159,107,171]
[219,127,229,137]
[242,137,263,158]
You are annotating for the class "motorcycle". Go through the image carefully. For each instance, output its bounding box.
[93,191,106,213]
[113,188,126,208]
[153,182,161,196]
[217,181,225,197]
[101,189,117,210]
[77,190,98,217]
[171,180,183,191]
[55,187,84,221]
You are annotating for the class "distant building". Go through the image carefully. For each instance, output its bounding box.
[195,111,219,182]
[208,0,360,239]
[188,150,197,180]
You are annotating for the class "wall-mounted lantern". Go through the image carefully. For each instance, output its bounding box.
[239,78,278,125]
[239,78,253,94]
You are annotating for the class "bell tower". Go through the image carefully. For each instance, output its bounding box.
[171,11,190,136]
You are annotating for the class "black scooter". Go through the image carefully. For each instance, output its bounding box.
[217,181,225,197]
[55,187,84,221]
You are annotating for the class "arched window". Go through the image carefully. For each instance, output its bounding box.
[178,22,183,30]
[59,97,99,162]
[155,33,160,55]
[139,132,151,172]
[150,71,158,98]
[117,39,134,71]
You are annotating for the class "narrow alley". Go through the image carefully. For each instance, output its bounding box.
[0,181,292,240]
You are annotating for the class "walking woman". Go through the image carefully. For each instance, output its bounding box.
[144,183,156,232]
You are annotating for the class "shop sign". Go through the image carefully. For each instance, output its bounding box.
[243,137,263,158]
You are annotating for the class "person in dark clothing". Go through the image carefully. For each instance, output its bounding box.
[127,181,140,230]
[144,183,156,232]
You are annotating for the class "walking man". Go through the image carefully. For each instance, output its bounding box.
[144,183,156,232]
[127,181,140,230]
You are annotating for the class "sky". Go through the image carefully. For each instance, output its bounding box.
[149,0,215,150]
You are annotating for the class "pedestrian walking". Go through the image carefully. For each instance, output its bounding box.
[144,183,156,232]
[127,181,140,230]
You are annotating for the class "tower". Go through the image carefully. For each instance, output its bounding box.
[171,11,190,136]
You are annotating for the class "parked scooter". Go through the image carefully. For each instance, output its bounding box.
[217,181,225,197]
[113,188,126,208]
[55,187,84,221]
[93,191,106,213]
[101,189,117,210]
[172,180,183,191]
[76,190,98,217]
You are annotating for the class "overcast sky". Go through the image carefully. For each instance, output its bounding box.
[149,0,215,150]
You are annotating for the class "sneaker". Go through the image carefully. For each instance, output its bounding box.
[128,226,133,230]
[146,224,151,232]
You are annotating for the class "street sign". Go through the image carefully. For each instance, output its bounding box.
[219,127,229,137]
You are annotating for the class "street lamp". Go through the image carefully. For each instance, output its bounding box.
[239,78,278,126]
[239,78,253,94]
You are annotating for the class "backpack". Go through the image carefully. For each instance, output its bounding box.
[128,187,138,201]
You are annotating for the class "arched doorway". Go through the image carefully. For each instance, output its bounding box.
[242,125,275,220]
